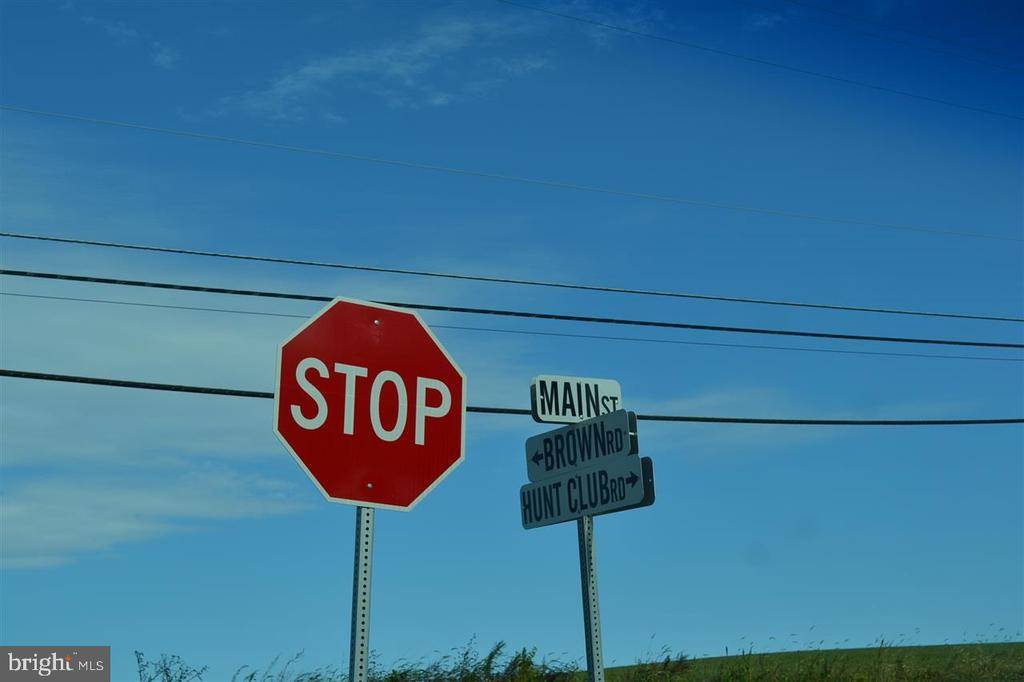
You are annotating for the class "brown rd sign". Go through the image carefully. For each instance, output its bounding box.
[524,409,638,483]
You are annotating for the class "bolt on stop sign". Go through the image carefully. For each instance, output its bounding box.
[274,298,467,510]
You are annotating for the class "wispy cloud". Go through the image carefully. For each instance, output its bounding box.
[215,16,550,121]
[634,387,835,455]
[546,0,668,47]
[0,290,541,568]
[75,9,179,70]
[0,218,550,568]
[151,42,180,69]
[81,15,140,42]
[203,1,679,122]
[1,468,306,568]
[633,387,975,456]
[742,10,788,32]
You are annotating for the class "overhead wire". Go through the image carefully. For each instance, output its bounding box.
[5,291,1021,363]
[3,369,1020,426]
[4,231,1021,322]
[1,106,1019,243]
[727,0,1023,73]
[779,0,1024,67]
[3,269,1023,350]
[495,0,1024,122]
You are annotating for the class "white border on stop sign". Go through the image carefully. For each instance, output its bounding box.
[273,296,468,512]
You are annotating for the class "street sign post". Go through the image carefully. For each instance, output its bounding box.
[520,376,655,682]
[274,297,466,682]
[578,515,602,679]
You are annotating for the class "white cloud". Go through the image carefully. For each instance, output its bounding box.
[202,1,677,122]
[0,225,549,567]
[0,304,539,568]
[76,10,179,71]
[322,111,349,125]
[81,15,140,42]
[152,42,180,69]
[1,468,305,568]
[632,387,975,457]
[743,11,788,32]
[632,387,834,455]
[490,55,550,76]
[217,16,550,120]
[548,0,668,47]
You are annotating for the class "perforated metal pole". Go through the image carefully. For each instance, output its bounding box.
[578,515,605,682]
[349,506,374,682]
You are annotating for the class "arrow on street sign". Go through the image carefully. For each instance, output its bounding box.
[524,410,638,482]
[612,455,656,516]
[520,456,655,530]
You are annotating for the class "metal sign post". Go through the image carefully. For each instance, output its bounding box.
[578,515,605,682]
[274,300,468,675]
[523,375,656,682]
[349,506,374,682]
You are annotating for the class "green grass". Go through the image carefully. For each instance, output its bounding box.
[135,640,1024,681]
[607,642,1024,681]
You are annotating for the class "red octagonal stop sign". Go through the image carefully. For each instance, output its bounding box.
[274,298,466,510]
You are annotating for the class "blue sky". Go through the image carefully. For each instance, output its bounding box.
[1,0,1022,677]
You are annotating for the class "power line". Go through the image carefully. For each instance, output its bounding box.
[1,105,1019,243]
[5,231,1021,323]
[779,0,1024,67]
[4,268,1023,350]
[496,0,1024,122]
[0,369,276,400]
[728,0,1023,73]
[6,291,1021,363]
[2,292,311,320]
[3,369,1020,426]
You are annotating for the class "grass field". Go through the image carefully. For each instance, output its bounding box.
[606,641,1024,681]
[137,640,1024,681]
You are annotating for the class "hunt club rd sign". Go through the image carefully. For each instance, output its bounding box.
[520,454,654,529]
[274,297,466,510]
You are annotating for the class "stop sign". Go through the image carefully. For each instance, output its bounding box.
[274,297,466,510]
